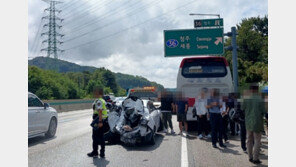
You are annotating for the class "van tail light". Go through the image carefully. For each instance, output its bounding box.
[187,98,195,107]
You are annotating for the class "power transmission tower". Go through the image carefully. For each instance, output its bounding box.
[41,0,64,59]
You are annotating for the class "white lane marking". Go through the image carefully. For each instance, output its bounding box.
[181,135,189,167]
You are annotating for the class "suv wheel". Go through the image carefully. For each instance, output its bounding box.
[45,117,57,138]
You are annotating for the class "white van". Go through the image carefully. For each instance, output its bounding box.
[176,56,234,123]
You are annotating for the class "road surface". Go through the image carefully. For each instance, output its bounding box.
[28,109,268,167]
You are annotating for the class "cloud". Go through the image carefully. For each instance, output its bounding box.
[28,0,268,88]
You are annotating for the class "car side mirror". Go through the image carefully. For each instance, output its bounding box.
[44,103,50,109]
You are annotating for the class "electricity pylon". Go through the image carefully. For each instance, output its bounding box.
[41,0,64,59]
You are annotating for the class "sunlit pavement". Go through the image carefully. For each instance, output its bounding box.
[28,110,268,167]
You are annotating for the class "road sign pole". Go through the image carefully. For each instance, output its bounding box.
[231,27,238,93]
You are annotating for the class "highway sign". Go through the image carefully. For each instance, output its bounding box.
[164,28,224,57]
[194,18,223,28]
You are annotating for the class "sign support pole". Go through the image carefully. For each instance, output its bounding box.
[231,27,238,93]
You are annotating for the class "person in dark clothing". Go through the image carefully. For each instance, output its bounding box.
[175,92,188,136]
[207,89,226,148]
[227,93,239,136]
[160,91,175,134]
[91,114,106,157]
[87,88,107,158]
[233,101,247,152]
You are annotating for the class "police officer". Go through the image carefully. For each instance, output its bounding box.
[87,88,108,158]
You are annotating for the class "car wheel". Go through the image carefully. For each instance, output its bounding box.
[45,117,57,138]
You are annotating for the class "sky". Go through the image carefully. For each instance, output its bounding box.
[28,0,268,88]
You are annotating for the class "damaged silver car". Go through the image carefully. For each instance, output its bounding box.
[105,96,163,145]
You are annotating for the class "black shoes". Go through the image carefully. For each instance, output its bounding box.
[249,158,262,164]
[219,144,227,148]
[253,160,262,164]
[212,144,218,148]
[87,152,98,157]
[87,152,105,158]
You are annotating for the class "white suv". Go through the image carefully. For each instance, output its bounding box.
[28,92,58,139]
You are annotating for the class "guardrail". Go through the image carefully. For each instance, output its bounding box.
[43,99,94,112]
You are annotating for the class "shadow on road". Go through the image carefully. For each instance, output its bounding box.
[219,146,241,155]
[122,134,165,151]
[92,157,110,167]
[28,136,56,147]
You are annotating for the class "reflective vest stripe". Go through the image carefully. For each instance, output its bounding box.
[94,98,108,119]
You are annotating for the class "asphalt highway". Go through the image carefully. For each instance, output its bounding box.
[28,109,268,167]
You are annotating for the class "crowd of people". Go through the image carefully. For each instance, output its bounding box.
[87,84,267,165]
[159,84,268,165]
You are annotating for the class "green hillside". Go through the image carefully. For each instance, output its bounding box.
[28,57,164,99]
[115,72,164,90]
[28,57,97,73]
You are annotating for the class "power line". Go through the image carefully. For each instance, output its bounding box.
[65,0,158,35]
[63,0,132,31]
[64,0,197,50]
[59,0,80,10]
[29,17,44,57]
[62,0,109,19]
[64,0,162,42]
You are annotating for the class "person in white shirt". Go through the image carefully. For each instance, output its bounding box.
[194,88,210,139]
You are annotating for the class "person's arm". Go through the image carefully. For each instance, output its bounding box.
[185,103,188,113]
[98,109,103,127]
[206,99,212,109]
[219,99,223,108]
[221,102,226,116]
[175,104,178,113]
[171,103,175,113]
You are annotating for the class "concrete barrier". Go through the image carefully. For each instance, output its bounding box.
[43,99,94,112]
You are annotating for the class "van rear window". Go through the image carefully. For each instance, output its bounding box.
[182,59,227,78]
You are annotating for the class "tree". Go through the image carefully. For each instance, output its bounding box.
[224,16,268,86]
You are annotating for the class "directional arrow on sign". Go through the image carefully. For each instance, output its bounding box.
[214,37,222,45]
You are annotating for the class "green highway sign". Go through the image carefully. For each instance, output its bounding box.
[194,18,223,28]
[164,28,224,57]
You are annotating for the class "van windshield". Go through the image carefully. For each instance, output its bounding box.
[182,58,227,78]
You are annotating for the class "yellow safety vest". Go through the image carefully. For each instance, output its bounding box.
[94,98,108,119]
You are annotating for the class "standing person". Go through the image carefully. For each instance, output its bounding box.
[228,93,238,136]
[207,89,226,148]
[87,88,108,158]
[194,88,209,139]
[242,84,266,164]
[175,92,188,136]
[160,91,175,134]
[221,96,229,143]
[261,86,268,141]
[237,102,247,152]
